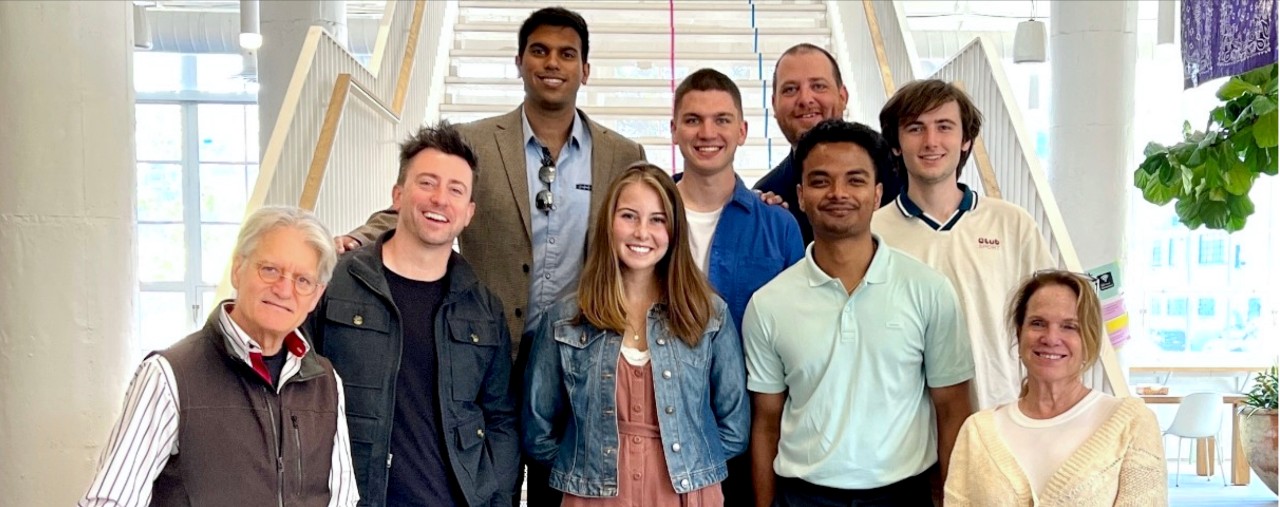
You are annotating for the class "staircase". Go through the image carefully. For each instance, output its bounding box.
[440,0,832,184]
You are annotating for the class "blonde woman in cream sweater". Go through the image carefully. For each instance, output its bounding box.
[945,271,1167,506]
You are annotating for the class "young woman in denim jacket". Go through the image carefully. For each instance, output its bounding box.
[522,162,750,506]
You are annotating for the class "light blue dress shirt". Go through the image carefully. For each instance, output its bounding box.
[521,108,593,336]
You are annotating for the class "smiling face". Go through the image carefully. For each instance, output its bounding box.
[672,89,747,177]
[798,142,882,241]
[393,148,476,250]
[895,100,972,187]
[772,50,848,145]
[611,182,671,275]
[1018,283,1087,386]
[230,226,325,343]
[516,25,590,112]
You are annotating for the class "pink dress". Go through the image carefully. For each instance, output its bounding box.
[561,357,724,507]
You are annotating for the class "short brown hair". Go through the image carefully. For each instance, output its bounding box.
[396,121,478,190]
[878,79,983,179]
[674,68,743,116]
[1006,270,1104,397]
[576,162,716,347]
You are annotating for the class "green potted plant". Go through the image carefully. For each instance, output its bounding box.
[1240,366,1278,494]
[1133,63,1278,231]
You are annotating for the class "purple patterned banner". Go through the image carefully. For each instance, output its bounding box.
[1181,0,1278,89]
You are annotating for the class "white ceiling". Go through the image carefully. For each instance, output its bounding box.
[902,0,1162,32]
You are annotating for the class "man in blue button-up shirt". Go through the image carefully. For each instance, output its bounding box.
[671,68,804,507]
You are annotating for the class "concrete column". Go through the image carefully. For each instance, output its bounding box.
[1048,1,1138,270]
[258,0,347,155]
[0,2,136,504]
[1048,1,1138,379]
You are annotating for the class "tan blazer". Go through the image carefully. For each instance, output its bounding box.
[349,106,647,353]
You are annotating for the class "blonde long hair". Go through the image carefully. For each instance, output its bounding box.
[1007,270,1104,397]
[576,162,715,347]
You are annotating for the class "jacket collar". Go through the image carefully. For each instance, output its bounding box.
[203,302,327,385]
[344,229,481,304]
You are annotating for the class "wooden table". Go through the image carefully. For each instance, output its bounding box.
[1141,394,1249,485]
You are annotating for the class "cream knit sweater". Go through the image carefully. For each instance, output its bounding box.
[944,397,1168,506]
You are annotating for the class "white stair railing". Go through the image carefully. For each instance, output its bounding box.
[218,0,453,300]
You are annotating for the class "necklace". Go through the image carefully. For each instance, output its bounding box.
[631,334,641,342]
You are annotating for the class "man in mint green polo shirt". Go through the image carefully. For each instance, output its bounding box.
[742,119,974,507]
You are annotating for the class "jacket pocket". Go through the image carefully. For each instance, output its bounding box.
[321,299,393,389]
[448,318,501,402]
[453,415,495,500]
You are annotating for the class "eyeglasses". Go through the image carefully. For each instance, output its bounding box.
[535,146,556,213]
[1032,269,1101,291]
[255,262,322,296]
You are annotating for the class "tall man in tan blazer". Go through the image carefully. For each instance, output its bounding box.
[334,7,644,506]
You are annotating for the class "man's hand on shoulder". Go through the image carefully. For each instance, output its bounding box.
[334,235,360,254]
[753,190,789,209]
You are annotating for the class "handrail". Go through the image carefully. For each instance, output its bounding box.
[215,0,442,303]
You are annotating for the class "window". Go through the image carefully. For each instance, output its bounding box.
[1148,297,1163,316]
[1198,237,1226,265]
[1168,298,1188,317]
[1197,298,1217,317]
[134,52,257,360]
[1150,241,1165,267]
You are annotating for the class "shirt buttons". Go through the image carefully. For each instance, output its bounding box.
[470,333,480,343]
[544,273,552,280]
[632,472,642,480]
[671,443,681,452]
[680,479,690,488]
[632,369,642,378]
[631,404,642,413]
[549,237,556,244]
[352,315,363,326]
[665,406,674,414]
[632,436,642,444]
[662,370,672,379]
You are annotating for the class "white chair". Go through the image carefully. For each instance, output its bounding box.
[1162,392,1228,486]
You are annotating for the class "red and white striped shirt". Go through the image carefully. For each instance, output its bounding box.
[77,303,359,506]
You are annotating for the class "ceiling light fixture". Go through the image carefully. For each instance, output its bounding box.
[1013,0,1047,63]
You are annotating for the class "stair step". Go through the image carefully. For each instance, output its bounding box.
[451,49,788,61]
[458,1,825,11]
[459,3,825,29]
[441,111,790,143]
[441,104,769,117]
[455,23,822,36]
[445,77,768,88]
[442,80,777,110]
[455,32,831,56]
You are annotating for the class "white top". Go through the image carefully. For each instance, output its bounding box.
[77,303,359,506]
[993,390,1122,498]
[685,207,724,272]
[620,340,651,366]
[872,190,1055,409]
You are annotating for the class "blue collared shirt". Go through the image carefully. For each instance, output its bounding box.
[702,176,805,331]
[522,108,593,336]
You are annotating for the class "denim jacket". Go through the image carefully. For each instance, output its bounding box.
[521,295,750,497]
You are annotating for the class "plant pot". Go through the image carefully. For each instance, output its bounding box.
[1239,407,1278,495]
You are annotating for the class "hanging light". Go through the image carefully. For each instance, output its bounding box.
[132,3,152,50]
[239,0,262,50]
[1157,0,1176,45]
[1013,0,1047,63]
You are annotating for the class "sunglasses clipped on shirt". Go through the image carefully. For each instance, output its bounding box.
[536,146,556,213]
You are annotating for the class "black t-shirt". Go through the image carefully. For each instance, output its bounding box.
[384,266,460,506]
[262,351,287,387]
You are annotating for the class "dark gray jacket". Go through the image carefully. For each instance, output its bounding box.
[305,231,518,507]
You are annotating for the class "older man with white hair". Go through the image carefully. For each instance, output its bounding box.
[79,206,359,506]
